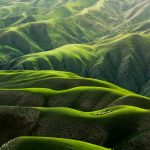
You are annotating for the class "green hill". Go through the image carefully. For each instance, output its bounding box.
[4,44,96,76]
[0,105,150,150]
[91,33,150,96]
[0,70,150,150]
[1,0,150,150]
[3,33,150,97]
[0,70,129,91]
[0,137,109,150]
[0,1,150,97]
[0,69,150,111]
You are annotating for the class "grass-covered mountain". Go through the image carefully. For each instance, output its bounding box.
[1,0,150,150]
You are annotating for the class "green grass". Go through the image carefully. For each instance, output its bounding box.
[0,71,149,149]
[1,137,110,150]
[0,70,132,92]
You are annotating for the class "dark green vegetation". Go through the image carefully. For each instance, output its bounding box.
[3,33,150,96]
[0,104,149,150]
[1,0,150,150]
[0,71,150,150]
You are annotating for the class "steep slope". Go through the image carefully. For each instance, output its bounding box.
[90,33,150,96]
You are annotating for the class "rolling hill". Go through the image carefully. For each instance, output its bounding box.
[0,105,150,150]
[0,71,149,150]
[0,70,150,111]
[3,33,150,97]
[1,0,150,150]
[0,137,109,150]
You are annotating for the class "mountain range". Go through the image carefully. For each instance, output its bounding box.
[0,0,150,150]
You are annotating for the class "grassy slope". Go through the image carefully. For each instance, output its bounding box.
[0,105,150,149]
[1,70,150,111]
[90,33,150,96]
[4,44,96,76]
[3,32,150,97]
[0,1,150,150]
[0,137,109,150]
[0,71,150,150]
